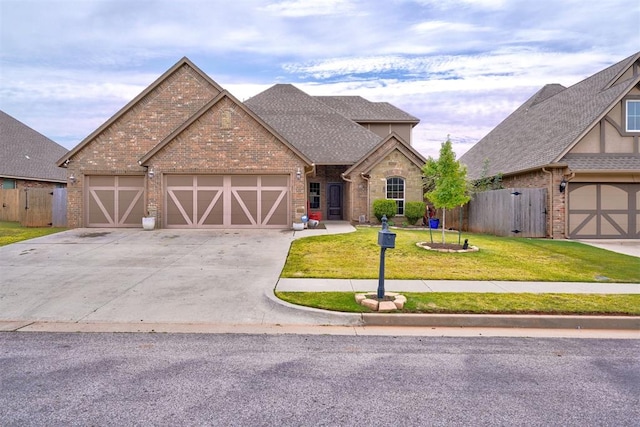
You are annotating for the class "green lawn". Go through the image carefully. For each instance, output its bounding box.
[0,221,66,246]
[282,227,640,283]
[280,227,640,315]
[277,292,640,315]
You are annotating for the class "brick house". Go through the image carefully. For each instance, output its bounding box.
[460,51,640,239]
[1,110,67,190]
[57,57,425,229]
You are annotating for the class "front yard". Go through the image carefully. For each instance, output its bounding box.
[279,227,640,315]
[282,227,640,283]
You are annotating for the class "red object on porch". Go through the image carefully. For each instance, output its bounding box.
[309,212,322,221]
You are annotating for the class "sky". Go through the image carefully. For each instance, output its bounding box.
[1,0,639,160]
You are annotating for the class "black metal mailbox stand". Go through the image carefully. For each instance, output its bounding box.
[377,215,396,299]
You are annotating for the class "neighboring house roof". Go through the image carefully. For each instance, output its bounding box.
[244,84,383,164]
[315,96,420,124]
[0,110,67,182]
[460,51,640,179]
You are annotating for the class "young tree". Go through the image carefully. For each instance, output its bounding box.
[422,136,471,244]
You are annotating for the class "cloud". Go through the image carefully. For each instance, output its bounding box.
[260,0,358,17]
[0,0,638,157]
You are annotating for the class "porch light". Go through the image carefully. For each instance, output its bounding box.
[296,167,302,180]
[559,177,567,193]
[148,168,155,179]
[69,174,77,184]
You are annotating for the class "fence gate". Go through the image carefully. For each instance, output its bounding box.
[52,188,67,227]
[19,188,53,227]
[468,188,547,237]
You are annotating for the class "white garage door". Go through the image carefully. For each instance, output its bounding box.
[165,175,289,228]
[86,175,145,227]
[568,183,639,238]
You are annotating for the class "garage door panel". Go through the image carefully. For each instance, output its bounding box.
[166,175,289,228]
[568,183,638,239]
[262,190,287,225]
[87,176,144,228]
[88,189,114,224]
[602,214,627,236]
[197,190,223,226]
[167,189,194,226]
[231,191,256,225]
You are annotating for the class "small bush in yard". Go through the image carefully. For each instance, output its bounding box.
[404,201,426,225]
[372,199,397,222]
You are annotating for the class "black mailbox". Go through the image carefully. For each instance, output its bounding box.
[377,216,396,249]
[378,229,396,248]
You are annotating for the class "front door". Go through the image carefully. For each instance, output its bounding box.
[327,183,343,220]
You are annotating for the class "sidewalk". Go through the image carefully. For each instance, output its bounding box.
[276,278,640,294]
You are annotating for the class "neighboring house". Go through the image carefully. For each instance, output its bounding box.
[57,57,425,229]
[0,110,68,190]
[460,51,640,239]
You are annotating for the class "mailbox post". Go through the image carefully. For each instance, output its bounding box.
[377,215,396,299]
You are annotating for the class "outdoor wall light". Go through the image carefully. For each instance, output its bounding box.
[559,177,567,193]
[69,174,77,184]
[296,167,302,180]
[148,168,155,179]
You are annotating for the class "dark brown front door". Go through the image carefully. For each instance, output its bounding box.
[327,183,342,220]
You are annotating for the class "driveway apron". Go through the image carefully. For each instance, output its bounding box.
[0,228,319,325]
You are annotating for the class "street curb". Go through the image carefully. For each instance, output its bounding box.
[362,313,640,330]
[264,289,364,326]
[268,291,640,330]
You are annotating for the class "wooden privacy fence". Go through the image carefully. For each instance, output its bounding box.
[467,188,547,237]
[0,188,68,227]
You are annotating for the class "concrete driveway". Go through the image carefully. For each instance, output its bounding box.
[0,227,354,328]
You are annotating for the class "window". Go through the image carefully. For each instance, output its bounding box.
[2,179,16,189]
[627,100,640,132]
[386,177,405,215]
[309,182,320,209]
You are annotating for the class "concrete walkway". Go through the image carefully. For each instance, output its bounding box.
[276,278,640,294]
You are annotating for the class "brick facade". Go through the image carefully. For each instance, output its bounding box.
[146,97,307,226]
[65,64,222,228]
[61,59,423,229]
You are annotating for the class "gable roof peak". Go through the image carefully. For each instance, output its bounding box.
[529,83,566,107]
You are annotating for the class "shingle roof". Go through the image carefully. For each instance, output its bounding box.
[315,96,420,124]
[0,110,67,182]
[560,154,640,171]
[245,84,383,164]
[460,52,640,180]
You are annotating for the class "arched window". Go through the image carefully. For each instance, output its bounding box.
[386,177,405,215]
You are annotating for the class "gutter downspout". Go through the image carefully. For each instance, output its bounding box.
[340,173,353,222]
[361,173,371,223]
[562,171,575,239]
[542,167,553,238]
[304,163,316,215]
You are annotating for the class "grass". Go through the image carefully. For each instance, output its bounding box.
[282,227,640,283]
[280,227,640,315]
[0,221,66,246]
[276,291,640,316]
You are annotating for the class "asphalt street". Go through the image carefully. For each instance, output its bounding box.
[1,333,638,426]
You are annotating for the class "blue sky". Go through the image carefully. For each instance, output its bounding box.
[1,0,639,159]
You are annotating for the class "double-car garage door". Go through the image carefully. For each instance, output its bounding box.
[568,183,639,238]
[86,174,289,229]
[165,175,289,228]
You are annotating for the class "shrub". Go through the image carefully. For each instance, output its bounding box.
[372,199,397,222]
[404,201,426,225]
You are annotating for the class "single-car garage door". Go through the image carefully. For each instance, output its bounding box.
[86,175,145,227]
[165,175,289,228]
[568,183,639,238]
